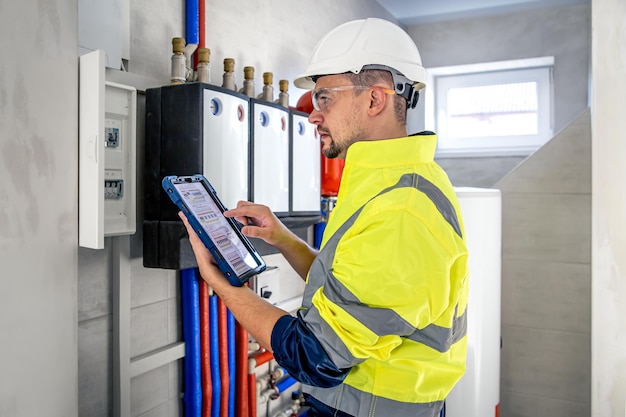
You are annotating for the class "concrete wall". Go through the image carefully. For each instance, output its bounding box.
[591,0,626,416]
[407,3,591,188]
[0,1,79,417]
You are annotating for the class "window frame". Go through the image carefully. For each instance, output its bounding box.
[425,57,555,157]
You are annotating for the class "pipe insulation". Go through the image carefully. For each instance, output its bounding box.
[236,323,249,417]
[181,268,202,417]
[198,0,205,48]
[253,350,274,368]
[218,298,229,417]
[185,0,199,45]
[248,358,257,417]
[258,376,298,405]
[276,376,298,394]
[199,281,212,417]
[209,296,221,417]
[227,310,236,417]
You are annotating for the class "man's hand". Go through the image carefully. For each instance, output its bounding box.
[178,211,230,288]
[225,201,293,249]
[226,201,318,280]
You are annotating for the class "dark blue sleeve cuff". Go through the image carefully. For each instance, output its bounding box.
[271,313,348,388]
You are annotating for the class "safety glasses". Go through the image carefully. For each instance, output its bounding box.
[311,85,395,111]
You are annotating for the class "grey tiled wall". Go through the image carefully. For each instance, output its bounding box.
[495,109,592,417]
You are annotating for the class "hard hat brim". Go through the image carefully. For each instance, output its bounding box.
[293,74,316,90]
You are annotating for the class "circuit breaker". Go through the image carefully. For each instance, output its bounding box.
[79,49,137,249]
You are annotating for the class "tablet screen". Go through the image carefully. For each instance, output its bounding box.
[173,180,258,276]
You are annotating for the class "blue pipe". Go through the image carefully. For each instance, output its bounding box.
[181,268,202,417]
[313,222,325,250]
[185,0,199,45]
[276,376,298,394]
[209,296,221,417]
[227,310,236,417]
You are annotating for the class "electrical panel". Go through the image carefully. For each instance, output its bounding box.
[79,49,137,249]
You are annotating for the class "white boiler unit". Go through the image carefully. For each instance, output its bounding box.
[446,187,502,417]
[290,109,321,216]
[250,98,290,216]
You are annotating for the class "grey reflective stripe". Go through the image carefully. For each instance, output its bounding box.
[301,306,360,370]
[301,172,465,363]
[303,384,444,417]
[323,273,468,353]
[404,308,467,352]
[303,173,461,309]
[323,271,416,335]
[413,174,462,238]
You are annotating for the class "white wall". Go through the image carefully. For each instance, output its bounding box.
[591,0,626,416]
[0,1,79,417]
[130,0,398,104]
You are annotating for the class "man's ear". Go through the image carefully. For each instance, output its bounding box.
[368,88,387,116]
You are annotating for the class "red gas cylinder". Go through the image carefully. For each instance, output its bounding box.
[294,90,314,114]
[295,91,345,197]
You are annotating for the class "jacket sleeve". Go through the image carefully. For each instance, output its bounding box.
[270,312,349,387]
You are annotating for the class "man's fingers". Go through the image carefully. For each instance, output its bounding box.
[179,212,203,246]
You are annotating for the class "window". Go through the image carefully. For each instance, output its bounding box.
[425,57,554,157]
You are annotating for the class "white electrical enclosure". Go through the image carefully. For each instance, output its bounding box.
[446,187,501,417]
[290,111,321,215]
[202,88,249,209]
[255,253,306,314]
[252,100,290,215]
[79,49,137,249]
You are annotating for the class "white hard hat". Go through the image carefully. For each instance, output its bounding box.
[294,18,426,100]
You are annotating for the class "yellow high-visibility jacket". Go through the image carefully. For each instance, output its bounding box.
[271,133,469,417]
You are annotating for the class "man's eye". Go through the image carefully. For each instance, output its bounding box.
[318,95,331,105]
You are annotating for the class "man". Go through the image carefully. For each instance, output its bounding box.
[180,18,469,417]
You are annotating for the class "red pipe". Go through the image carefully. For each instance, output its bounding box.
[246,347,273,417]
[247,372,257,417]
[235,322,249,417]
[218,298,229,417]
[198,0,205,48]
[199,281,212,417]
[253,350,274,368]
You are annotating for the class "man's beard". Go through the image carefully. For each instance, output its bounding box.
[322,138,342,159]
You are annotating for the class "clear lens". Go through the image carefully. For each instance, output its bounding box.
[310,85,394,112]
[311,90,321,111]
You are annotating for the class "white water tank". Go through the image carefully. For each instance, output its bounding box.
[250,99,290,216]
[446,187,502,417]
[202,87,250,209]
